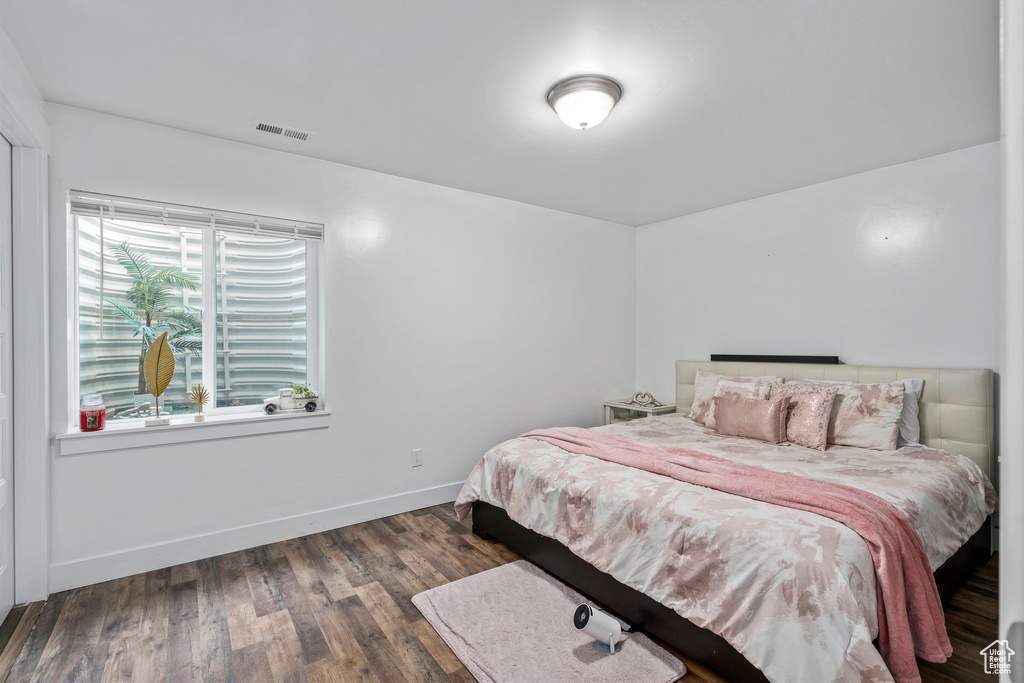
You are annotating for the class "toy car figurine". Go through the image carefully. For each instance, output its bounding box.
[264,387,319,414]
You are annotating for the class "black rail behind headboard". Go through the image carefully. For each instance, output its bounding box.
[709,354,843,365]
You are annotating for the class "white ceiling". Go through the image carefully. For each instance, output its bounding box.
[0,1,1000,226]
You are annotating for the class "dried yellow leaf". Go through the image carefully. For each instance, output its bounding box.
[143,332,176,417]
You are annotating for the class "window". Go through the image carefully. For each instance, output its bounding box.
[71,191,323,424]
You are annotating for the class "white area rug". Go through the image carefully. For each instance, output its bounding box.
[412,560,687,683]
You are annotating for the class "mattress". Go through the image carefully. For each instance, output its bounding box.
[455,413,997,683]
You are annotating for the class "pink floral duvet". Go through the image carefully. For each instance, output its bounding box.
[454,413,997,683]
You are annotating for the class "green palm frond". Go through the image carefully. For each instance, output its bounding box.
[152,266,199,292]
[108,242,155,282]
[144,284,174,313]
[125,280,158,312]
[105,298,143,327]
[163,307,203,333]
[167,337,202,356]
[163,307,202,356]
[174,305,204,319]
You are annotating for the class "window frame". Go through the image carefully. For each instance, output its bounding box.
[67,191,326,431]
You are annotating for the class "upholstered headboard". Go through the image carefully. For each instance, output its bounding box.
[675,360,994,478]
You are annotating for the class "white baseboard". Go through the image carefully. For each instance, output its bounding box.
[49,481,465,593]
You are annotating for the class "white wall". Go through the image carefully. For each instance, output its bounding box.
[635,143,1000,401]
[46,104,636,591]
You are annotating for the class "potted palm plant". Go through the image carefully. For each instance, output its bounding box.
[105,242,202,416]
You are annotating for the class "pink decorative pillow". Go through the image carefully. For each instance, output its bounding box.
[689,369,784,425]
[792,381,906,451]
[704,379,772,431]
[768,383,838,451]
[713,394,791,445]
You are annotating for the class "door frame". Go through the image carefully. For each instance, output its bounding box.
[0,85,50,602]
[1001,0,1024,672]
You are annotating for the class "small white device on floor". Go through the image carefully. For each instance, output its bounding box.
[573,603,622,654]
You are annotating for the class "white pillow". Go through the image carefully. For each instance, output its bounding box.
[896,378,925,447]
[800,378,925,447]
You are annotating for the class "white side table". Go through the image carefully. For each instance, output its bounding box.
[603,400,676,425]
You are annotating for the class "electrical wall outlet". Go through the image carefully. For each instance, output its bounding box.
[411,448,422,467]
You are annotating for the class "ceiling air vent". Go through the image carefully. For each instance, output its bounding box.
[253,119,313,142]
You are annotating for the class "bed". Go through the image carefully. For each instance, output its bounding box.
[456,361,997,683]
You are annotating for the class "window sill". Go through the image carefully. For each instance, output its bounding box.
[55,409,332,456]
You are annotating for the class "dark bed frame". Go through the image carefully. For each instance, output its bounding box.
[472,500,991,683]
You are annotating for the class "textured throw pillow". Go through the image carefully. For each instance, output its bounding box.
[713,394,791,445]
[801,378,924,447]
[767,383,839,451]
[704,379,772,431]
[689,369,784,425]
[824,382,905,451]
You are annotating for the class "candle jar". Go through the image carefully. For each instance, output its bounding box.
[80,394,106,432]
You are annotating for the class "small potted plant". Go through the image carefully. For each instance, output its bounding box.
[292,383,320,412]
[189,383,210,422]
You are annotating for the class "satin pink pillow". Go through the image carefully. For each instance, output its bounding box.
[713,394,792,445]
[768,382,838,451]
[704,379,773,431]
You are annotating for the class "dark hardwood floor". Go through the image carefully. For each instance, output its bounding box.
[2,505,999,683]
[920,551,999,683]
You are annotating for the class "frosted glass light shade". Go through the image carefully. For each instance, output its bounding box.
[547,75,622,130]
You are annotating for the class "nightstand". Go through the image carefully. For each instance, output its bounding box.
[603,400,677,425]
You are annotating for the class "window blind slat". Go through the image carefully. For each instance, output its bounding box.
[69,191,324,242]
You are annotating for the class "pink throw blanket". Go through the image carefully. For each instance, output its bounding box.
[521,427,951,683]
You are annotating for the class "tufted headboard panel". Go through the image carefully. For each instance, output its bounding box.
[675,360,994,478]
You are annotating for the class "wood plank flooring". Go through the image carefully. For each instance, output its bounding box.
[3,505,999,683]
[0,603,41,683]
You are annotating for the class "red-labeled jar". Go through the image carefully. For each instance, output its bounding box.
[80,394,106,432]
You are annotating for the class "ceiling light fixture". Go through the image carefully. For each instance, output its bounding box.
[546,74,622,130]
